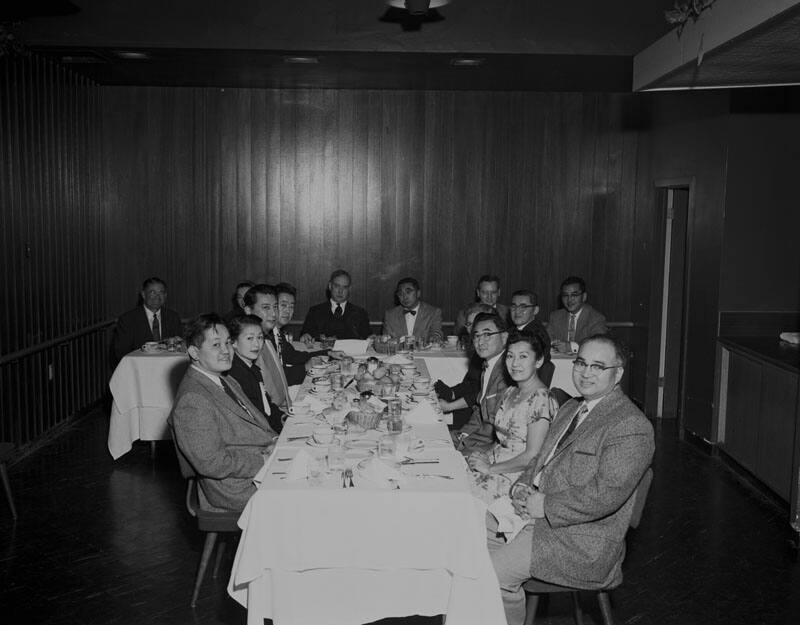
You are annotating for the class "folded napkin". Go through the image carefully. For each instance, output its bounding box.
[384,354,414,365]
[333,339,370,355]
[779,332,800,345]
[404,400,440,425]
[358,457,403,489]
[302,393,329,412]
[287,448,313,481]
[487,496,533,542]
[252,456,270,486]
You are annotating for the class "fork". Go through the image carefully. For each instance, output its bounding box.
[345,468,354,488]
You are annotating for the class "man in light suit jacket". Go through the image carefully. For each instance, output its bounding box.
[381,277,443,344]
[547,276,608,354]
[169,314,277,513]
[450,312,509,452]
[453,274,509,336]
[244,284,291,411]
[112,276,183,364]
[299,269,371,341]
[488,335,654,625]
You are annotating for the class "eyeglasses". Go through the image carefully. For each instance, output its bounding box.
[561,291,584,299]
[572,358,621,374]
[471,330,504,342]
[509,304,534,310]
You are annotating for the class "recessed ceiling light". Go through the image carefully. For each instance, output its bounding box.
[450,57,484,67]
[115,51,150,60]
[283,56,320,65]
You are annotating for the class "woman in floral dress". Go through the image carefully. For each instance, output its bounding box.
[468,330,558,503]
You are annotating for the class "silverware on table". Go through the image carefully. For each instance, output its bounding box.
[286,436,310,441]
[345,468,355,488]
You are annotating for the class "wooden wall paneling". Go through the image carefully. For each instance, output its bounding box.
[333,90,355,314]
[256,89,277,294]
[322,90,342,299]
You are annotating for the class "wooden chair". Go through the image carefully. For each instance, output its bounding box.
[171,431,241,607]
[0,443,18,521]
[522,467,653,625]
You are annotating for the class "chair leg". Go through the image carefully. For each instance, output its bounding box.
[0,462,17,521]
[571,591,584,625]
[524,593,540,625]
[597,591,615,625]
[191,532,218,607]
[212,538,227,578]
[150,441,157,459]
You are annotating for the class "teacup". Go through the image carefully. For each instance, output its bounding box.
[401,365,417,378]
[313,426,334,445]
[312,377,332,394]
[446,335,458,347]
[142,341,159,352]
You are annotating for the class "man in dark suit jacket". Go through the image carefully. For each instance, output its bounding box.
[488,335,654,625]
[509,289,554,386]
[381,277,443,344]
[299,269,371,341]
[449,312,510,452]
[547,276,608,355]
[169,314,277,513]
[112,277,183,364]
[454,274,510,336]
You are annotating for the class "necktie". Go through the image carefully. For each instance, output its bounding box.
[273,330,283,363]
[478,361,489,420]
[152,313,161,341]
[249,364,271,416]
[403,308,417,316]
[334,304,343,318]
[567,313,576,344]
[555,403,588,451]
[221,377,250,416]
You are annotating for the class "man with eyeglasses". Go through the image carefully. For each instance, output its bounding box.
[273,283,337,386]
[449,312,510,452]
[453,275,510,336]
[548,276,608,354]
[509,289,554,386]
[487,335,654,625]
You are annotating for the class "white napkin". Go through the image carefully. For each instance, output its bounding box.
[404,400,440,425]
[487,496,532,542]
[366,396,388,412]
[252,456,270,486]
[287,448,312,481]
[384,354,414,365]
[358,457,403,489]
[779,332,799,345]
[302,393,329,412]
[333,339,370,355]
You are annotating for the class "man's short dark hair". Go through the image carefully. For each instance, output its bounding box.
[396,277,420,291]
[560,276,586,293]
[329,269,351,284]
[465,302,494,319]
[579,333,629,369]
[476,274,501,288]
[142,277,167,291]
[243,284,277,308]
[275,282,297,298]
[471,312,508,334]
[184,313,225,349]
[226,314,264,340]
[511,289,538,306]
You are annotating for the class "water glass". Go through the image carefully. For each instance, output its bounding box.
[331,373,344,392]
[327,439,345,472]
[284,331,294,344]
[378,434,397,461]
[308,455,326,487]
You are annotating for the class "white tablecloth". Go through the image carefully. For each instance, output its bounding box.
[107,350,189,459]
[227,421,507,625]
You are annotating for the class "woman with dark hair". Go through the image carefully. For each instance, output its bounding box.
[224,281,255,323]
[468,329,558,502]
[226,314,285,433]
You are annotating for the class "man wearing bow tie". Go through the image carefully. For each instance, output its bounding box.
[381,277,443,344]
[487,335,654,625]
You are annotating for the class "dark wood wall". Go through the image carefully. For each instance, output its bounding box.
[1,55,107,445]
[102,87,648,328]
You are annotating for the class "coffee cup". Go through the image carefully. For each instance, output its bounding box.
[446,335,458,347]
[312,377,332,394]
[313,426,334,445]
[310,365,328,377]
[401,365,417,378]
[142,341,159,352]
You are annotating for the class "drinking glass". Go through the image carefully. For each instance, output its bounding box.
[327,439,345,472]
[308,455,326,487]
[378,434,397,461]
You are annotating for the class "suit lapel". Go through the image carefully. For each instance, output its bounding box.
[186,367,264,429]
[547,388,624,463]
[259,341,290,407]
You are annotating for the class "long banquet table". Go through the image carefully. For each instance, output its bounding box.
[226,361,507,625]
[107,349,189,459]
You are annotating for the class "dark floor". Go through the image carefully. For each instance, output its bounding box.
[1,412,799,625]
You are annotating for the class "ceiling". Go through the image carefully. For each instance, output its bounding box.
[5,0,800,92]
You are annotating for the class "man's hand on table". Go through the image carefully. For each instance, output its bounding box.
[299,333,315,346]
[327,350,346,359]
[511,485,545,520]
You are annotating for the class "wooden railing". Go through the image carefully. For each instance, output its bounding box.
[0,320,115,448]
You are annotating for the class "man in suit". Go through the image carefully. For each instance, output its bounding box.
[169,314,277,513]
[381,277,443,344]
[243,284,291,411]
[547,276,608,354]
[112,276,183,364]
[453,275,510,336]
[509,289,554,387]
[299,269,371,341]
[488,335,654,625]
[450,312,509,452]
[274,282,333,386]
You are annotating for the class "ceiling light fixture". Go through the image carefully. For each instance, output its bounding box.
[115,51,150,60]
[450,57,484,67]
[283,56,320,65]
[387,0,451,16]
